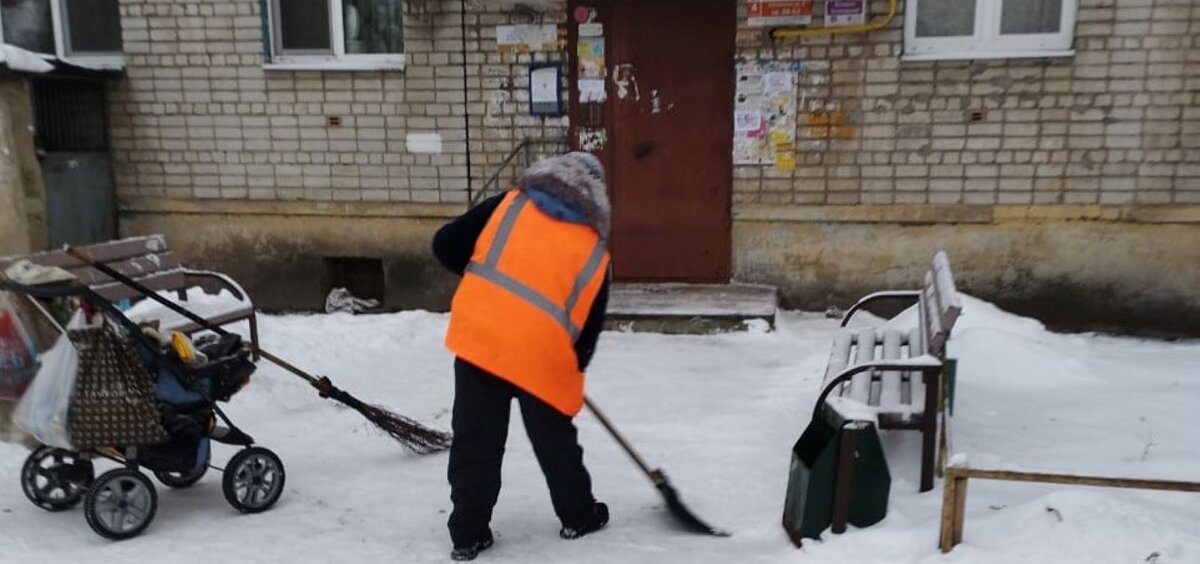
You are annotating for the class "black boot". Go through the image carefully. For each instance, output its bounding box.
[559,502,609,540]
[450,531,494,561]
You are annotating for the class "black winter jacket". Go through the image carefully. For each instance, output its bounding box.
[432,192,609,371]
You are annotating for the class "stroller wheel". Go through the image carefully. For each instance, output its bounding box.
[223,447,285,514]
[84,469,158,541]
[154,460,209,489]
[21,446,94,512]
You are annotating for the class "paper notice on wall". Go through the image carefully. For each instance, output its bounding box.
[747,0,813,27]
[734,108,764,132]
[733,137,759,164]
[497,25,529,52]
[531,67,558,103]
[579,23,603,37]
[825,0,866,27]
[530,65,560,115]
[736,28,765,49]
[578,78,607,103]
[763,72,794,95]
[496,24,559,52]
[577,37,606,79]
[578,128,607,152]
[732,59,803,165]
[736,73,764,97]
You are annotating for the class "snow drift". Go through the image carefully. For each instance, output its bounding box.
[0,294,1195,563]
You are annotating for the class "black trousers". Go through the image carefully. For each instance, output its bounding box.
[446,357,595,547]
[447,359,596,546]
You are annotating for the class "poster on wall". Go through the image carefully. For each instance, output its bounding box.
[578,78,606,102]
[825,0,866,27]
[577,36,606,79]
[747,0,813,27]
[529,64,562,116]
[496,24,559,53]
[576,20,607,103]
[578,128,607,151]
[732,59,803,169]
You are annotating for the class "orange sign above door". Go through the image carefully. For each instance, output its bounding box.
[747,0,813,27]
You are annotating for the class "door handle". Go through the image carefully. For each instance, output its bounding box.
[633,140,653,160]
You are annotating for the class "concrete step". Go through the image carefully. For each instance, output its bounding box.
[605,282,779,334]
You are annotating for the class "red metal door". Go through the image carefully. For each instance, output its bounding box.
[569,0,735,282]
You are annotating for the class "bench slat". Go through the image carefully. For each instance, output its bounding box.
[846,329,877,404]
[824,331,855,384]
[80,235,169,262]
[932,252,963,309]
[88,270,189,302]
[923,273,950,356]
[906,326,924,405]
[932,251,963,335]
[0,236,183,297]
[62,254,183,287]
[876,329,904,408]
[907,323,927,417]
[0,236,170,267]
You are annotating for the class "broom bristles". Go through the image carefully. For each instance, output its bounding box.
[363,403,453,455]
[314,379,452,454]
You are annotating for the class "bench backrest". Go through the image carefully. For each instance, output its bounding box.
[0,235,185,302]
[919,251,963,357]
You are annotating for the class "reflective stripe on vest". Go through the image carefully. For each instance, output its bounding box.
[463,192,606,342]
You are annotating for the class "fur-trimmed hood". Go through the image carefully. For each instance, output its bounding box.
[517,152,611,239]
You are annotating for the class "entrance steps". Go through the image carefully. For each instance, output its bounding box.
[606,283,779,334]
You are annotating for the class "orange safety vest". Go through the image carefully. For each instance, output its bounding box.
[445,190,610,416]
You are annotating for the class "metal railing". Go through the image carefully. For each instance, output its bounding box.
[470,136,567,207]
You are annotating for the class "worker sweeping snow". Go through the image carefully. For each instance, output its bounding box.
[433,152,613,561]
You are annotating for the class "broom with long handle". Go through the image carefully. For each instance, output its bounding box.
[65,247,452,455]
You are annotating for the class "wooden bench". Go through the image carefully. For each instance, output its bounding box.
[0,235,259,356]
[817,251,963,502]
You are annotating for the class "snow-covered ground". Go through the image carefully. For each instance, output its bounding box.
[1,296,1198,563]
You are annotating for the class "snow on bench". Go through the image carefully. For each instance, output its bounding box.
[823,327,928,423]
[0,235,259,355]
[817,251,963,493]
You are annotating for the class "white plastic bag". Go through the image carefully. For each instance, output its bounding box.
[12,311,84,449]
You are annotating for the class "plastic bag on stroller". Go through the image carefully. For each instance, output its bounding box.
[12,311,85,449]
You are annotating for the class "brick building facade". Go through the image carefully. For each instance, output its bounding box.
[4,0,1197,333]
[731,0,1198,207]
[108,0,1199,207]
[109,0,565,205]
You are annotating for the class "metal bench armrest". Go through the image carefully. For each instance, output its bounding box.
[181,268,261,359]
[841,290,922,327]
[181,268,251,304]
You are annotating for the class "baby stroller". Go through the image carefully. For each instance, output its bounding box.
[3,278,285,541]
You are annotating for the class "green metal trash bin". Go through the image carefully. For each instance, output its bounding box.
[782,407,891,546]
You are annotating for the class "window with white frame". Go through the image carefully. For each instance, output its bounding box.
[267,0,405,70]
[904,0,1076,61]
[0,0,123,69]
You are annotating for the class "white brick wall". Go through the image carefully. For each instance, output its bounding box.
[733,0,1200,206]
[109,0,567,205]
[110,0,1200,208]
